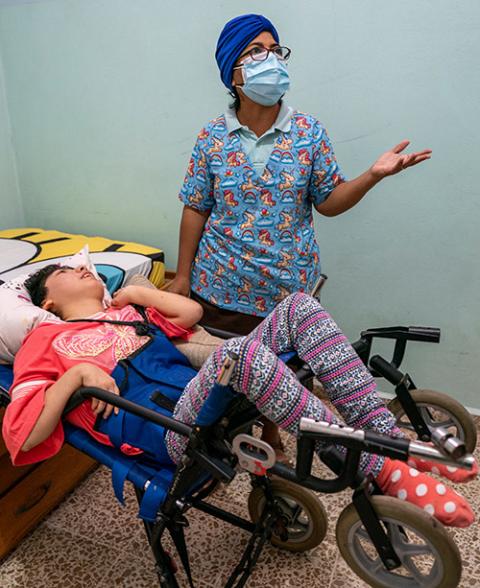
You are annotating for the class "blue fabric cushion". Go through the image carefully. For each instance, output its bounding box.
[0,364,13,391]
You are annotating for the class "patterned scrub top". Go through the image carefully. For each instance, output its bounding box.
[179,109,346,316]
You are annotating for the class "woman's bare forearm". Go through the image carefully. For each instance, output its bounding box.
[176,206,210,278]
[315,140,432,217]
[315,169,380,217]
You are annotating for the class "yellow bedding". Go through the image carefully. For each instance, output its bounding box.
[0,228,165,289]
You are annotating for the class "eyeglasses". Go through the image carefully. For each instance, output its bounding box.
[237,45,291,64]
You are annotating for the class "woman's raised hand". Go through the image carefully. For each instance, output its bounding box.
[370,140,432,179]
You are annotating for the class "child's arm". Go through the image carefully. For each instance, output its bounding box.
[111,285,203,329]
[21,363,120,452]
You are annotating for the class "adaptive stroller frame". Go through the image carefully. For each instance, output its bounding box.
[355,325,476,454]
[204,321,477,462]
[46,352,474,588]
[312,274,477,453]
[0,277,476,587]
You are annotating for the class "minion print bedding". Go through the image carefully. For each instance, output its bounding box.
[0,228,165,292]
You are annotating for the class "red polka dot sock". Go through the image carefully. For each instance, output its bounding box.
[376,458,474,528]
[406,455,478,483]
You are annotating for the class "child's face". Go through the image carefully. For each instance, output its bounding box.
[43,265,104,311]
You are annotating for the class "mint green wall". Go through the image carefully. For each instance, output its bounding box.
[0,0,478,406]
[0,40,22,228]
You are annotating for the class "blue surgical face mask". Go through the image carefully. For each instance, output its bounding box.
[238,53,290,106]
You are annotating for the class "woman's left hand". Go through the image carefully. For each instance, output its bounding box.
[370,140,432,179]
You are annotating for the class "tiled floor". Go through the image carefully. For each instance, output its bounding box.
[1,419,480,588]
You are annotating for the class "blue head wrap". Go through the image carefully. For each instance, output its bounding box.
[215,14,280,90]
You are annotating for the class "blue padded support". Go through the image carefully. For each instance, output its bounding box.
[65,425,154,489]
[66,425,104,457]
[138,469,175,522]
[96,331,194,465]
[195,383,237,427]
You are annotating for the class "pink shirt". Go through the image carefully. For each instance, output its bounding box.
[3,305,191,466]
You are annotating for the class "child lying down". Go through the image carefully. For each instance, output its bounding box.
[2,264,476,527]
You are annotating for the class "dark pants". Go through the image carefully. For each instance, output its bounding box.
[191,291,264,336]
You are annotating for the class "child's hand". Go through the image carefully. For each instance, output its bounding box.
[76,363,121,419]
[111,285,139,309]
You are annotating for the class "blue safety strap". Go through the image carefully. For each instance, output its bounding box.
[112,459,137,506]
[66,425,174,519]
[104,410,125,449]
[66,426,134,506]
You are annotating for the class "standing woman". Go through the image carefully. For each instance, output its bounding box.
[168,13,431,454]
[169,13,431,324]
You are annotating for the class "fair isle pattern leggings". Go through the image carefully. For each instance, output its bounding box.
[165,293,402,476]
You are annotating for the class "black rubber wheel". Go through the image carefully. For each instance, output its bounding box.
[387,389,477,453]
[248,479,327,552]
[336,496,462,588]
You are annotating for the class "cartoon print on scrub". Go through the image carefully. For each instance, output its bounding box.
[180,112,345,316]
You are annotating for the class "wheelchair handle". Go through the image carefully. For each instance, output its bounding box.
[360,325,441,345]
[299,418,475,471]
[65,386,192,438]
[355,325,441,370]
[369,355,404,385]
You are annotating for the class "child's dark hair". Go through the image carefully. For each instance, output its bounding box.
[24,264,63,307]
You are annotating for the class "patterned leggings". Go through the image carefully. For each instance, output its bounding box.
[165,293,402,477]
